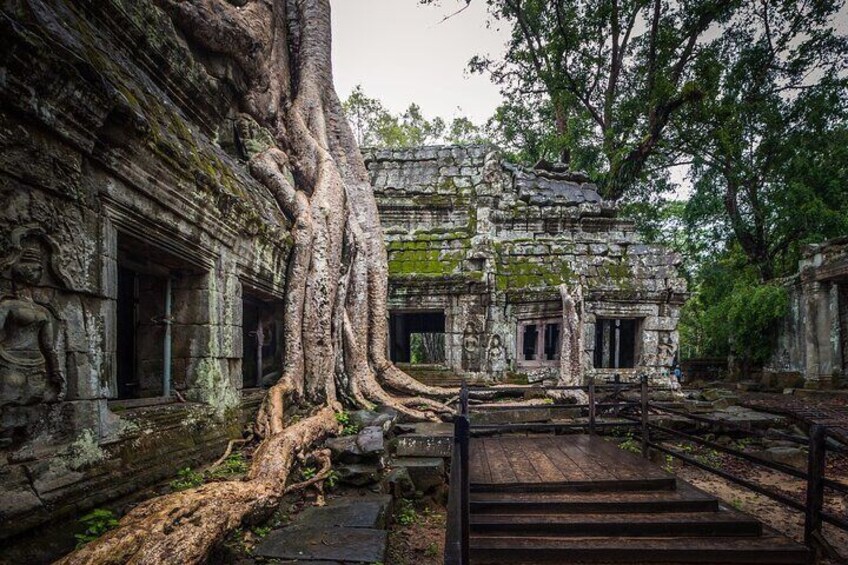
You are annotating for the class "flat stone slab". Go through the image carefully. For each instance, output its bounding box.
[254,526,387,563]
[393,422,455,457]
[394,434,452,457]
[294,494,391,529]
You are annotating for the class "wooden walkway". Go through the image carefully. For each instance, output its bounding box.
[467,435,811,564]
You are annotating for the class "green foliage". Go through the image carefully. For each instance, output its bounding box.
[75,509,119,548]
[617,433,641,455]
[326,468,340,489]
[170,467,204,491]
[425,0,741,198]
[208,453,249,479]
[301,466,317,481]
[342,85,488,148]
[252,525,271,538]
[335,411,361,436]
[680,250,789,365]
[395,499,418,526]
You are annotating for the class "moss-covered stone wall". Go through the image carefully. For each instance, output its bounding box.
[364,145,687,384]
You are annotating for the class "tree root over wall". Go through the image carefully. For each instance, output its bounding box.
[45,0,456,561]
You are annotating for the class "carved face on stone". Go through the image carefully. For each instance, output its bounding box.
[11,239,47,286]
[490,334,502,348]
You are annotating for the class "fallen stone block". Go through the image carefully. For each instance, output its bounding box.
[326,426,384,462]
[336,464,381,487]
[294,494,391,530]
[254,526,387,563]
[389,457,445,492]
[393,434,452,458]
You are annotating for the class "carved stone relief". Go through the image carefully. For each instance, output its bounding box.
[0,226,69,448]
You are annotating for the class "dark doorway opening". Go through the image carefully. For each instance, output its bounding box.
[389,311,446,364]
[593,318,639,369]
[242,294,282,388]
[115,233,188,400]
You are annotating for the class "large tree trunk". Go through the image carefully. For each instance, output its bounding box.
[58,1,454,562]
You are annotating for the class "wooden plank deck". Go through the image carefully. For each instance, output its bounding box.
[470,435,675,491]
[464,434,812,564]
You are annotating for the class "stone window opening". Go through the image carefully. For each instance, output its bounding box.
[517,318,562,367]
[389,311,446,365]
[242,294,283,389]
[593,318,640,369]
[115,239,178,401]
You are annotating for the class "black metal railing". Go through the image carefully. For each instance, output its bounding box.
[444,382,470,565]
[637,387,848,558]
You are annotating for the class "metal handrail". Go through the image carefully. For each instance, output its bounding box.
[639,390,848,557]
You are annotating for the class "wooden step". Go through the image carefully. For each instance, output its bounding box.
[470,509,762,537]
[471,482,719,514]
[471,476,676,493]
[470,530,811,564]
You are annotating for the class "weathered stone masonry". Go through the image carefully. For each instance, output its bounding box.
[767,238,848,388]
[366,146,688,384]
[0,0,290,543]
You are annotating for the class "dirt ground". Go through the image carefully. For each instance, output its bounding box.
[386,498,446,565]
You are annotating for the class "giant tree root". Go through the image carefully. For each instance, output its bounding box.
[57,407,340,565]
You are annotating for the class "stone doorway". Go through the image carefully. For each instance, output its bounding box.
[388,311,446,364]
[242,294,283,389]
[593,318,640,369]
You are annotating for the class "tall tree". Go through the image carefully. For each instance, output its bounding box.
[425,0,741,198]
[678,0,848,281]
[51,0,453,562]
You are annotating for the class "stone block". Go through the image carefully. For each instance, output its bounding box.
[337,463,381,486]
[293,494,391,529]
[326,426,385,463]
[393,434,452,458]
[389,457,445,492]
[254,526,387,563]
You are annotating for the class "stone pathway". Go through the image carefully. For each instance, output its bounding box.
[254,494,392,563]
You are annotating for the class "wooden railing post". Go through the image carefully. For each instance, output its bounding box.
[804,424,826,549]
[613,373,621,418]
[588,378,596,435]
[458,414,470,565]
[640,373,649,459]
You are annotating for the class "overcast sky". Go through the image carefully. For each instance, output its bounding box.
[330,0,509,124]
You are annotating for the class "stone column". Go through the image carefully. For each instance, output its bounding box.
[803,277,834,388]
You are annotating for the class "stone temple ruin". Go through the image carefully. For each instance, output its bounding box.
[367,146,687,386]
[0,0,684,550]
[767,237,848,388]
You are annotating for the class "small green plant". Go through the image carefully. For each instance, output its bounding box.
[335,411,361,436]
[253,525,272,538]
[663,454,675,472]
[301,465,317,480]
[209,453,249,479]
[75,509,119,548]
[730,496,744,510]
[425,542,440,557]
[395,499,418,526]
[617,433,641,454]
[170,467,204,491]
[326,468,340,488]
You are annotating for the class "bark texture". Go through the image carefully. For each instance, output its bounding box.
[57,1,454,562]
[554,283,587,403]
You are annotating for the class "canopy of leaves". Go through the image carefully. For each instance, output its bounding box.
[677,0,848,281]
[342,85,487,147]
[425,0,742,199]
[679,247,789,366]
